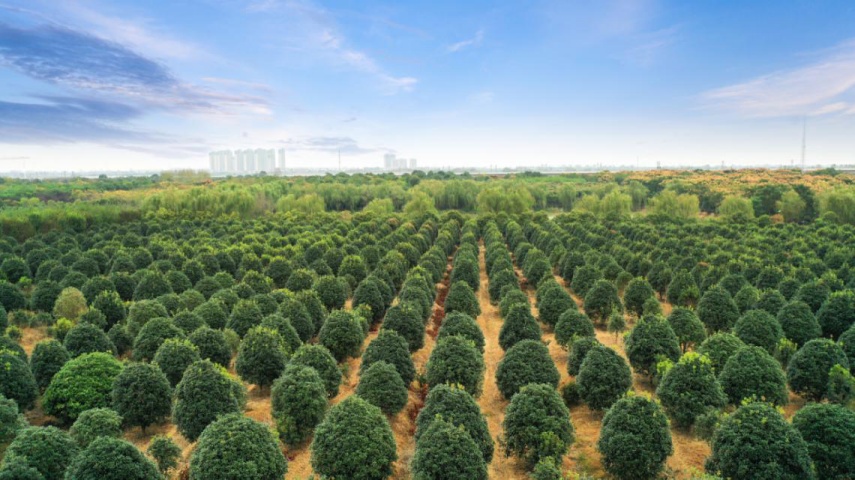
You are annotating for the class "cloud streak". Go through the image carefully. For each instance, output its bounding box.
[279,135,379,155]
[447,29,484,53]
[702,39,855,117]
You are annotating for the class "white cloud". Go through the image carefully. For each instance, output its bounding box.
[468,91,494,104]
[702,40,855,117]
[447,29,484,53]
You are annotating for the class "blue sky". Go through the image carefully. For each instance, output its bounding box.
[1,0,855,171]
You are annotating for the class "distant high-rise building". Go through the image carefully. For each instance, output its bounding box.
[409,158,417,169]
[277,148,286,171]
[384,153,395,169]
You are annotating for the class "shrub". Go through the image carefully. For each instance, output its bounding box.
[734,285,759,313]
[719,346,788,405]
[69,408,122,448]
[127,300,169,337]
[313,275,347,311]
[756,289,786,315]
[173,360,245,441]
[415,383,493,463]
[193,299,228,330]
[190,413,288,480]
[496,339,559,400]
[571,264,600,297]
[537,285,574,328]
[153,338,200,386]
[445,281,480,318]
[816,290,855,340]
[777,300,821,347]
[791,403,855,480]
[733,309,783,353]
[78,308,107,330]
[0,394,25,444]
[52,287,87,321]
[271,363,327,446]
[225,299,262,338]
[489,269,519,302]
[63,322,115,358]
[625,315,681,376]
[352,280,385,324]
[132,317,185,362]
[411,417,488,480]
[499,303,542,351]
[554,309,594,348]
[311,396,396,480]
[133,271,172,301]
[290,344,341,398]
[111,362,172,432]
[656,353,726,428]
[667,307,706,353]
[697,286,739,332]
[705,402,813,480]
[171,311,204,334]
[841,324,855,373]
[1,426,79,480]
[188,326,231,367]
[697,332,745,374]
[148,435,182,474]
[624,278,655,317]
[566,335,600,376]
[30,280,62,313]
[426,335,485,396]
[0,351,37,411]
[502,383,574,468]
[530,457,562,480]
[584,279,622,323]
[381,302,424,352]
[29,339,69,391]
[356,361,408,415]
[278,295,315,342]
[0,336,25,359]
[786,338,849,401]
[235,326,290,388]
[436,312,485,353]
[360,329,415,386]
[318,310,364,362]
[0,459,43,480]
[107,323,133,356]
[598,395,673,480]
[0,282,26,312]
[500,289,530,318]
[575,343,633,411]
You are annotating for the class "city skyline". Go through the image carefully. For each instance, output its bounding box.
[2,1,855,171]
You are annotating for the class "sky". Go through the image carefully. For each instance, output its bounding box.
[1,0,855,172]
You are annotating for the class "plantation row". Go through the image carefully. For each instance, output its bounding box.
[0,206,854,479]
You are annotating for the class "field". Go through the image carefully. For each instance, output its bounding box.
[0,169,854,479]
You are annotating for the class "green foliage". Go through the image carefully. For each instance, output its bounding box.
[63,322,114,358]
[0,351,37,411]
[584,279,622,323]
[529,457,562,480]
[69,408,122,448]
[816,290,855,339]
[235,326,290,387]
[717,195,755,223]
[435,304,483,350]
[0,394,26,444]
[554,309,594,348]
[112,362,172,431]
[576,345,632,410]
[127,300,169,336]
[666,307,705,353]
[733,309,783,353]
[570,265,600,298]
[537,284,574,328]
[697,286,739,332]
[1,426,79,480]
[411,417,488,480]
[777,300,820,347]
[656,353,726,428]
[496,339,559,400]
[719,346,788,406]
[313,275,347,310]
[271,363,327,446]
[225,298,262,338]
[415,384,493,463]
[625,315,681,376]
[667,270,700,307]
[311,396,396,480]
[318,309,364,362]
[426,335,485,397]
[0,282,26,312]
[791,402,855,480]
[499,303,542,351]
[786,338,849,401]
[52,287,87,321]
[132,317,185,362]
[190,413,288,480]
[107,323,133,356]
[133,270,173,301]
[598,395,673,480]
[444,280,480,318]
[188,326,231,367]
[566,335,600,376]
[356,360,408,415]
[147,435,181,474]
[697,332,745,374]
[352,280,385,324]
[153,338,200,387]
[290,344,341,398]
[624,277,655,317]
[706,402,814,480]
[381,302,424,352]
[173,360,245,441]
[361,329,415,386]
[502,383,574,469]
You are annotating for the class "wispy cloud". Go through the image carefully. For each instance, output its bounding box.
[622,26,678,67]
[279,135,379,155]
[246,0,417,94]
[0,22,269,115]
[447,29,484,53]
[701,39,855,117]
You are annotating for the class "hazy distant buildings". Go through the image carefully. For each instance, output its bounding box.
[382,153,416,171]
[209,148,285,175]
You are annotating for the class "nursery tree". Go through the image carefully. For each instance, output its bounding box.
[667,307,706,353]
[43,352,123,424]
[190,413,288,480]
[502,383,574,468]
[697,286,739,332]
[598,395,673,480]
[235,326,290,388]
[495,339,559,399]
[499,303,542,351]
[173,360,245,441]
[718,346,788,405]
[791,403,855,480]
[1,426,79,480]
[786,338,849,401]
[318,309,364,362]
[576,345,632,411]
[656,352,726,428]
[625,315,681,376]
[425,335,485,397]
[360,329,416,385]
[411,418,488,480]
[111,362,172,433]
[356,361,408,415]
[271,364,327,446]
[69,407,122,448]
[290,344,342,398]
[777,300,821,347]
[415,383,494,463]
[65,437,160,480]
